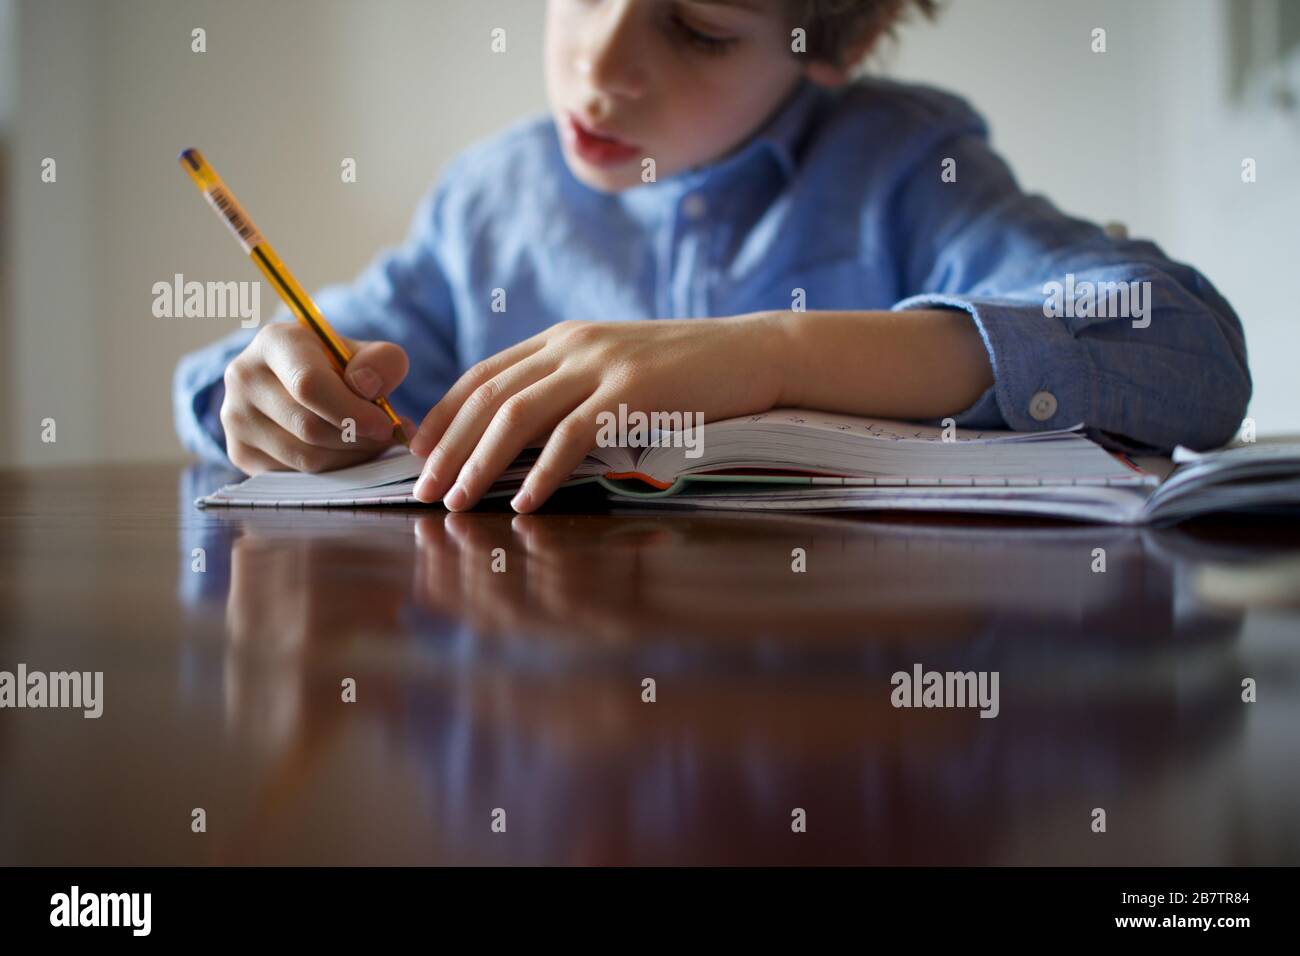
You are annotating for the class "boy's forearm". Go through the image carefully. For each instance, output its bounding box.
[753,309,995,420]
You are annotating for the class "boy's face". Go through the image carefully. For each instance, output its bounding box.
[546,0,806,193]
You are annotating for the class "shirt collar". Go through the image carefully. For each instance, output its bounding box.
[677,77,824,187]
[745,77,825,181]
[609,79,825,223]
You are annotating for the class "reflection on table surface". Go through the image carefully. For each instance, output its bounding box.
[0,463,1298,864]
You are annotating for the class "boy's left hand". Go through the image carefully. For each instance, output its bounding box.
[408,315,787,512]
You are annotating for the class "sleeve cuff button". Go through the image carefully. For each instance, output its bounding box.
[1028,390,1058,422]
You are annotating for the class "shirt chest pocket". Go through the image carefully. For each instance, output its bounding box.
[718,255,896,316]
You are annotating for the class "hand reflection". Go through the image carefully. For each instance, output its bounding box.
[206,505,1256,864]
[413,513,680,645]
[218,523,417,862]
[227,527,412,652]
[411,513,1199,650]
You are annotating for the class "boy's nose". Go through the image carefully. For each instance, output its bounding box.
[577,52,646,101]
[576,5,647,99]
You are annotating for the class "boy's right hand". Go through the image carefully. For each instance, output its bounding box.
[220,323,414,474]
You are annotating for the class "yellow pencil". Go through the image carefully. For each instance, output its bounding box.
[177,147,409,446]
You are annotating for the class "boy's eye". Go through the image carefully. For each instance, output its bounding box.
[669,12,738,55]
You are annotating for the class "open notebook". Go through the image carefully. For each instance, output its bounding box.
[198,408,1193,522]
[197,408,1300,524]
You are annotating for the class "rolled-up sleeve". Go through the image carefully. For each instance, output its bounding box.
[888,122,1252,454]
[172,178,463,464]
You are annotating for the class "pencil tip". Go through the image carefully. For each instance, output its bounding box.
[178,148,200,170]
[393,423,411,447]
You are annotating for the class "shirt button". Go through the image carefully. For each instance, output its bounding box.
[1028,390,1058,422]
[681,193,708,220]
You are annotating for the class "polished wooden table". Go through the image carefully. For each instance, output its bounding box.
[2,463,1298,865]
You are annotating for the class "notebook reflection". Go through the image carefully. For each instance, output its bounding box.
[179,481,1280,864]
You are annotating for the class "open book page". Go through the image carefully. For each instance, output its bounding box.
[1144,436,1300,521]
[201,448,424,504]
[200,408,1152,508]
[632,408,1147,487]
[624,481,1154,525]
[199,444,616,506]
[1171,434,1300,466]
[1165,437,1300,492]
[633,436,1300,524]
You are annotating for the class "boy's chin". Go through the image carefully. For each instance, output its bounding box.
[561,152,645,195]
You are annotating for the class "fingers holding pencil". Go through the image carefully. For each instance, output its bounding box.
[221,323,415,474]
[179,146,413,463]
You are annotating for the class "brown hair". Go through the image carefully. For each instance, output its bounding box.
[784,0,941,66]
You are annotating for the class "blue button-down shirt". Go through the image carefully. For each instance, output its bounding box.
[174,77,1252,464]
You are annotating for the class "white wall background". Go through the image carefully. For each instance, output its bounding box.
[3,0,1297,465]
[887,0,1300,443]
[6,0,547,465]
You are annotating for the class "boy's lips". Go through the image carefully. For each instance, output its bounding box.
[565,113,641,168]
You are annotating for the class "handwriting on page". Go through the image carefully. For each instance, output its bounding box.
[748,411,987,441]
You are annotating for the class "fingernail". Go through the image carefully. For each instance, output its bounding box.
[403,421,423,454]
[510,488,533,513]
[414,467,437,501]
[347,367,383,399]
[443,483,467,511]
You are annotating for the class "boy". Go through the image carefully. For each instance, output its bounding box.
[174,0,1252,513]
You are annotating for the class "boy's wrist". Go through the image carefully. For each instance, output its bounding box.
[732,310,802,409]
